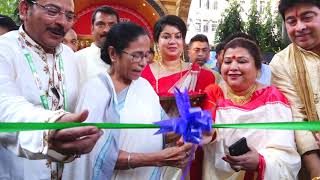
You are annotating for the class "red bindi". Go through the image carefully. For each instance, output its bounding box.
[295,8,298,18]
[231,55,236,59]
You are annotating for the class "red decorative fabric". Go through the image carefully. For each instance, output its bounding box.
[141,64,215,97]
[216,86,290,111]
[202,84,224,118]
[243,154,265,180]
[257,154,266,180]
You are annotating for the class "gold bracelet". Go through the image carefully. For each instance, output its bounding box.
[127,153,133,169]
[312,177,320,180]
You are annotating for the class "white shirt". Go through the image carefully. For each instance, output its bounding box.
[76,43,110,87]
[0,27,79,179]
[257,63,271,85]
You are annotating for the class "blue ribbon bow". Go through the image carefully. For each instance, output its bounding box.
[154,88,212,144]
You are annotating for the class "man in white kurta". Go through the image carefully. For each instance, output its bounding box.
[0,27,78,180]
[76,6,119,86]
[0,0,101,179]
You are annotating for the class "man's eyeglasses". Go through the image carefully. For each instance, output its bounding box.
[122,50,152,63]
[30,1,77,23]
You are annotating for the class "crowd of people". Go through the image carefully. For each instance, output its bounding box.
[0,0,319,179]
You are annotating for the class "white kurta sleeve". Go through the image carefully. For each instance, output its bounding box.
[0,39,64,159]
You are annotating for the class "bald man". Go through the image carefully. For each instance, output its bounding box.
[63,29,78,52]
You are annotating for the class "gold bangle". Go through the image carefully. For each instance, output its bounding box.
[127,153,133,169]
[312,177,320,180]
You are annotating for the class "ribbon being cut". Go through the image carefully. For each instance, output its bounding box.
[1,89,320,133]
[154,88,212,144]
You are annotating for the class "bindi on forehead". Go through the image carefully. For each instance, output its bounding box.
[295,8,299,17]
[225,55,239,59]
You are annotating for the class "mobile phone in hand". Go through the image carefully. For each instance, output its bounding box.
[228,137,250,156]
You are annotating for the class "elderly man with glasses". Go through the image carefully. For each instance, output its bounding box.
[63,29,78,52]
[0,0,102,179]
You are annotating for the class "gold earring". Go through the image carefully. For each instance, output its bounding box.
[257,71,261,79]
[181,51,186,62]
[153,43,162,62]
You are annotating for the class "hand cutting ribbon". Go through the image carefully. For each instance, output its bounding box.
[153,88,212,144]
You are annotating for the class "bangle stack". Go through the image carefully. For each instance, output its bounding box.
[127,153,133,169]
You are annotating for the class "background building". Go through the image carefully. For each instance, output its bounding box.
[186,0,279,46]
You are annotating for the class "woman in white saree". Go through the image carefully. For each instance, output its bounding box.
[63,22,192,180]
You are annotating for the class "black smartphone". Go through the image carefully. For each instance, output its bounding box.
[228,137,250,156]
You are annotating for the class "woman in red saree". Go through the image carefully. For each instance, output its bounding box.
[141,15,215,97]
[141,15,215,180]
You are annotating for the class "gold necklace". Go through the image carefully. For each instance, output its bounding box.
[156,59,183,94]
[227,83,257,105]
[159,61,182,72]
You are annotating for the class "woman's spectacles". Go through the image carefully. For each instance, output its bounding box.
[30,1,77,23]
[122,50,152,63]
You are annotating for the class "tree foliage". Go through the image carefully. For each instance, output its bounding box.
[215,0,244,43]
[216,0,285,53]
[0,0,19,23]
[255,1,285,52]
[246,0,263,44]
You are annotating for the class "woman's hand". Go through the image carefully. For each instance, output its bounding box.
[115,136,195,170]
[165,129,214,146]
[157,142,193,169]
[222,146,259,172]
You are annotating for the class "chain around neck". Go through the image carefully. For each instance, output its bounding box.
[226,83,257,105]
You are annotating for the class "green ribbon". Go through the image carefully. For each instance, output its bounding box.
[0,121,319,132]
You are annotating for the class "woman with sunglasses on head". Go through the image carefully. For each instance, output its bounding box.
[63,22,192,180]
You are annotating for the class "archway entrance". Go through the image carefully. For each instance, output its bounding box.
[73,0,191,49]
